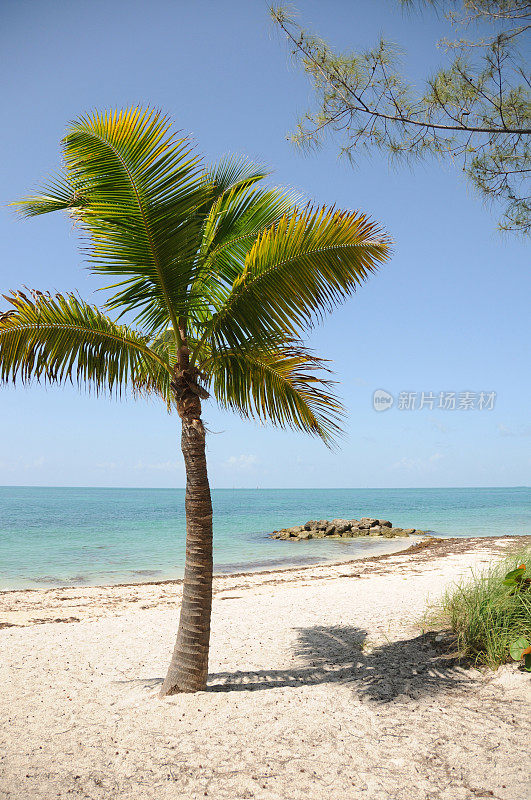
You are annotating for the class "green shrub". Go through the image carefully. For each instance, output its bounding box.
[439,546,531,669]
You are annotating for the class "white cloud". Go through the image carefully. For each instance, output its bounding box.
[96,458,183,472]
[391,452,445,471]
[0,456,46,472]
[498,423,531,438]
[430,419,448,433]
[224,454,259,471]
[133,459,183,472]
[96,461,118,470]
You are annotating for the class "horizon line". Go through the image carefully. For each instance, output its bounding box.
[0,484,529,491]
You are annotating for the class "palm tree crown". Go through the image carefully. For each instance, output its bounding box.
[2,107,390,443]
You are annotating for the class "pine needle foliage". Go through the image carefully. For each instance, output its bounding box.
[271,2,531,234]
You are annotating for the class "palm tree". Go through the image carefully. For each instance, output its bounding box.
[1,107,390,694]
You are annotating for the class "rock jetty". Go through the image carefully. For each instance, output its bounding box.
[269,518,427,541]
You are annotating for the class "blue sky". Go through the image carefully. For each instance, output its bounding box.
[1,0,529,488]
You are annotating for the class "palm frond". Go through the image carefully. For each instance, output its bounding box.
[16,107,210,336]
[208,206,391,350]
[205,155,270,198]
[202,339,344,445]
[198,184,301,286]
[12,173,86,218]
[189,161,301,331]
[0,291,173,404]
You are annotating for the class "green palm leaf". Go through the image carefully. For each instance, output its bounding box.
[203,339,344,445]
[13,173,87,218]
[189,159,301,332]
[15,108,209,338]
[0,291,173,404]
[208,206,391,350]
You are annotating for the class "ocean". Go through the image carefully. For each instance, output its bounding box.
[0,486,529,590]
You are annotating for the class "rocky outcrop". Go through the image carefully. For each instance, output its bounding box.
[269,518,427,541]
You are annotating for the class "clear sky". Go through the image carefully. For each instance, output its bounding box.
[1,0,529,489]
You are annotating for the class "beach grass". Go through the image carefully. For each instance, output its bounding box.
[437,546,531,669]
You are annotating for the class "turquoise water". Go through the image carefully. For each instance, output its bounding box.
[0,486,529,589]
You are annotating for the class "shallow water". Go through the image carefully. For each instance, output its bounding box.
[0,486,529,589]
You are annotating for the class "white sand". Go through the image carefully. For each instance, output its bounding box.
[0,536,529,800]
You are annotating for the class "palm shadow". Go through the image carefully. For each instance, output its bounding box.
[207,625,469,701]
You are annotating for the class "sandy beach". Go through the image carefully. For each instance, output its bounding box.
[1,535,530,800]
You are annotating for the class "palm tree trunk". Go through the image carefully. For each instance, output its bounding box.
[160,406,213,696]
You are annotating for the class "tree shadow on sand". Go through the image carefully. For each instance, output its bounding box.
[207,626,470,701]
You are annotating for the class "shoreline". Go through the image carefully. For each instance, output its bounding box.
[1,534,529,628]
[0,534,426,594]
[2,531,530,595]
[2,533,529,594]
